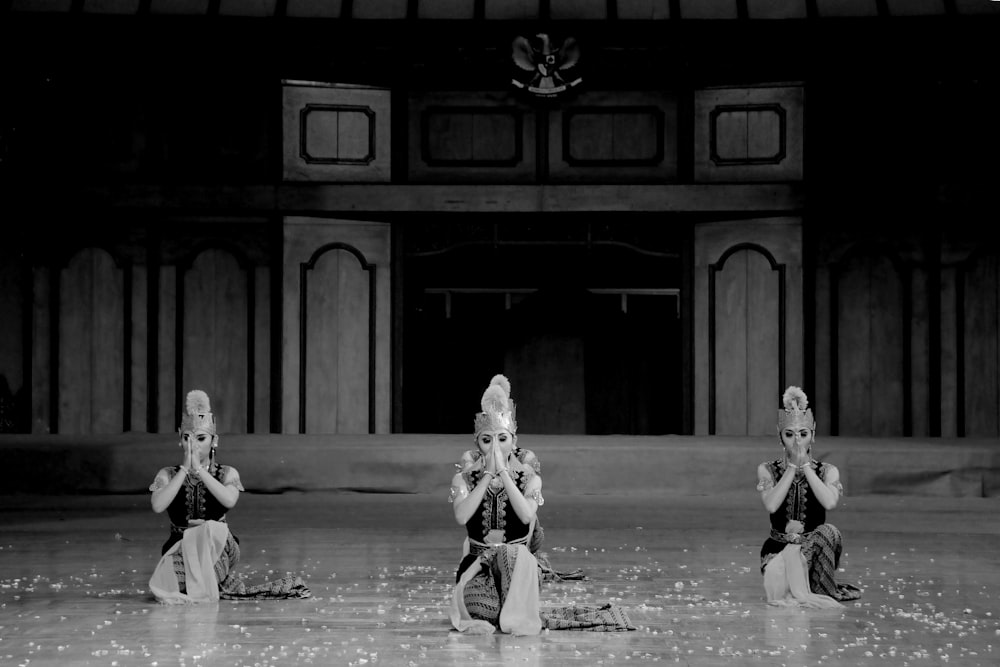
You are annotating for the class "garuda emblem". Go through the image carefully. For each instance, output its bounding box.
[511,33,582,98]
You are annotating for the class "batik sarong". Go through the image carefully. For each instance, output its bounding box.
[149,521,310,604]
[450,542,634,635]
[762,523,861,607]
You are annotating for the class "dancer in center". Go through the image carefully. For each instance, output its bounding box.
[448,374,634,635]
[757,386,862,608]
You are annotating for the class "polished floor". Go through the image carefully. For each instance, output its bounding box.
[1,490,998,666]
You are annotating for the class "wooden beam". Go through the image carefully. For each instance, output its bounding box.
[37,183,804,214]
[275,184,805,213]
[280,183,806,213]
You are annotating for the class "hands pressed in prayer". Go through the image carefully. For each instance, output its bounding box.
[482,444,496,476]
[785,435,812,470]
[492,441,510,475]
[182,441,195,472]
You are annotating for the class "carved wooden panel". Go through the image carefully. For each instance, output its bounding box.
[562,108,663,164]
[285,0,342,17]
[58,248,127,434]
[551,0,607,19]
[409,92,535,183]
[885,0,945,17]
[352,0,407,18]
[695,85,803,182]
[148,221,274,436]
[816,0,878,17]
[129,265,149,436]
[282,218,392,434]
[617,0,672,19]
[83,0,141,13]
[149,0,209,13]
[680,0,738,19]
[11,0,72,10]
[831,249,909,436]
[303,247,373,434]
[709,245,783,436]
[282,81,391,182]
[711,105,785,165]
[302,106,374,163]
[748,0,808,19]
[957,251,1000,436]
[422,108,522,166]
[179,247,251,435]
[219,0,278,16]
[484,0,540,19]
[252,266,271,435]
[548,90,678,183]
[955,0,1000,14]
[418,0,476,18]
[0,257,26,429]
[157,265,177,434]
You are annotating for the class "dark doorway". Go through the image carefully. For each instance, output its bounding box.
[400,218,686,435]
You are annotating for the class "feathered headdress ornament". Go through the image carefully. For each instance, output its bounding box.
[777,386,815,431]
[474,374,517,435]
[180,389,216,435]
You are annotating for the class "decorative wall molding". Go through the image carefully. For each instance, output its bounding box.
[420,106,524,167]
[282,81,391,183]
[299,104,376,165]
[709,103,786,166]
[695,86,803,183]
[409,92,535,182]
[562,106,665,166]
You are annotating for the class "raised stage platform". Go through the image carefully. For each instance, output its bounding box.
[3,433,998,497]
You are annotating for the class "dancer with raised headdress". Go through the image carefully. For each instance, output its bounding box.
[448,374,635,635]
[148,389,311,604]
[757,386,862,607]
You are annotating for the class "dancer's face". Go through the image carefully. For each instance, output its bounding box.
[181,428,216,462]
[780,427,813,458]
[476,429,515,458]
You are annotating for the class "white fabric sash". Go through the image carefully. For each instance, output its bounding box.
[449,544,542,635]
[764,543,843,609]
[149,521,230,605]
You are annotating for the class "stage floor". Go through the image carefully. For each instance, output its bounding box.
[1,491,998,666]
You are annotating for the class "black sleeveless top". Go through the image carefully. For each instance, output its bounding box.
[455,448,539,580]
[463,467,533,544]
[760,459,832,559]
[161,464,238,554]
[764,459,830,533]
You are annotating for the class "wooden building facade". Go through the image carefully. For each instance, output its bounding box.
[0,1,997,439]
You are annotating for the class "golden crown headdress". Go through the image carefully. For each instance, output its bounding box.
[474,374,517,435]
[777,386,815,431]
[180,389,216,435]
